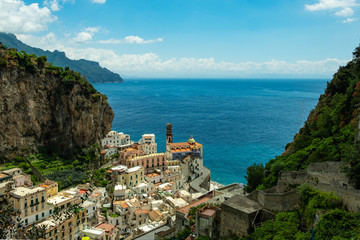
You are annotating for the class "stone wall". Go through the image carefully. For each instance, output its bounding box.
[247,188,301,212]
[277,161,360,212]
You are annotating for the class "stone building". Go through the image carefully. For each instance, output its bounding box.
[220,195,264,238]
[195,205,219,238]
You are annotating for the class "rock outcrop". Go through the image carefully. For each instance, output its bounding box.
[0,44,114,160]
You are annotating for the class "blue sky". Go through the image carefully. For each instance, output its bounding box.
[1,0,360,78]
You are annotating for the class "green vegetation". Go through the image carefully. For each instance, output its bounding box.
[241,186,352,240]
[2,143,108,190]
[245,44,360,191]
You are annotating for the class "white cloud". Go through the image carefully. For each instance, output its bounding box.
[305,0,359,21]
[99,36,163,44]
[305,0,358,11]
[342,17,356,22]
[0,0,56,34]
[15,33,348,78]
[62,48,347,78]
[335,6,354,15]
[43,0,60,11]
[91,0,106,4]
[72,27,99,43]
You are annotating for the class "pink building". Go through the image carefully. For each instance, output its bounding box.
[124,153,167,173]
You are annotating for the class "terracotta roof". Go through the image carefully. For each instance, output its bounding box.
[177,197,212,215]
[135,209,149,214]
[200,208,217,218]
[120,203,129,209]
[79,190,87,194]
[146,173,160,178]
[96,223,115,232]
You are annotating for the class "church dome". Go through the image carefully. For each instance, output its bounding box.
[188,135,195,144]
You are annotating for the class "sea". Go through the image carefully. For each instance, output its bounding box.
[94,79,328,185]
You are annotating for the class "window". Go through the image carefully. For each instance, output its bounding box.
[25,219,28,225]
[42,212,44,217]
[49,209,52,214]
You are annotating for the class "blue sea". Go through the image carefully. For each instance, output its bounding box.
[94,79,328,185]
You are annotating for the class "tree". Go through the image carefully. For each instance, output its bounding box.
[245,163,264,193]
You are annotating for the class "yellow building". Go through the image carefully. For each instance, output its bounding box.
[40,180,58,198]
[10,186,50,226]
[125,166,144,188]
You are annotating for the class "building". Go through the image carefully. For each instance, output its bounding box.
[40,180,58,198]
[101,131,132,158]
[81,200,98,219]
[10,186,50,226]
[165,124,204,181]
[195,205,219,238]
[175,193,213,234]
[145,172,162,184]
[110,165,128,185]
[135,134,157,155]
[119,148,141,162]
[123,153,167,173]
[114,184,127,200]
[81,228,105,240]
[47,192,77,211]
[101,131,131,148]
[95,223,120,240]
[219,195,264,238]
[164,167,183,189]
[37,208,87,240]
[135,209,149,226]
[125,166,145,188]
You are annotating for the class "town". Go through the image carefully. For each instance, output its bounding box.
[2,123,360,240]
[0,124,246,240]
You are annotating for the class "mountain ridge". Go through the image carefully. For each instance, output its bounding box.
[0,32,123,83]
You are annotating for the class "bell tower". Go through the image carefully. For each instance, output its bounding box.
[166,123,173,144]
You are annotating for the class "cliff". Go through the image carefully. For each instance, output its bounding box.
[0,44,114,161]
[245,43,360,191]
[0,32,124,83]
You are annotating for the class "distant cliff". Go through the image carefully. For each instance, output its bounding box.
[0,32,123,83]
[0,43,114,161]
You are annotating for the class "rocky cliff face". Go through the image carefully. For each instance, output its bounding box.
[0,45,114,160]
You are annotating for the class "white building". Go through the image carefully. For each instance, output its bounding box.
[81,200,98,219]
[114,184,127,200]
[101,131,131,148]
[137,134,157,155]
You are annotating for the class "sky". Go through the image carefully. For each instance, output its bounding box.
[0,0,360,79]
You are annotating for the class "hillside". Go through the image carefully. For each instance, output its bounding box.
[245,44,360,192]
[0,32,123,83]
[0,43,114,161]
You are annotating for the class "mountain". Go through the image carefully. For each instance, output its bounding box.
[0,32,123,83]
[0,43,114,161]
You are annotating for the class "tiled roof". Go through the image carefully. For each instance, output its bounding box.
[177,197,212,215]
[95,223,116,232]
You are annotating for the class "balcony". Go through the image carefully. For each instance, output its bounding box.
[30,201,39,207]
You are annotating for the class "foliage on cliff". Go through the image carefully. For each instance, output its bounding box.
[0,32,123,83]
[242,186,359,240]
[245,44,360,191]
[0,42,114,161]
